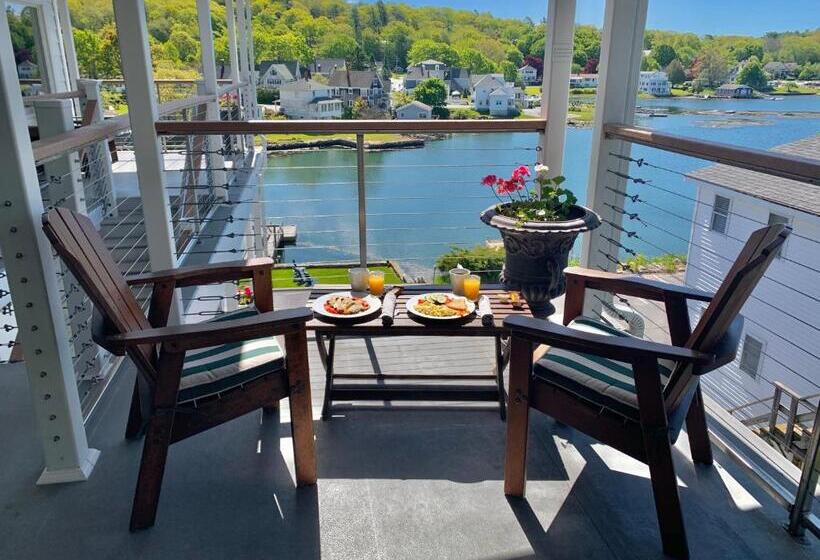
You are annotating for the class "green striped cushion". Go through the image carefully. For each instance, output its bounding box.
[177,306,285,403]
[533,316,676,419]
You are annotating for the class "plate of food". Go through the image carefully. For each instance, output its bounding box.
[312,292,381,320]
[406,293,476,321]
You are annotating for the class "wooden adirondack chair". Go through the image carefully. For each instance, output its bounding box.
[42,208,317,531]
[502,223,790,559]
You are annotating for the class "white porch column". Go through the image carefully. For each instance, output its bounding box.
[539,0,576,179]
[244,0,259,118]
[225,0,241,87]
[581,0,648,270]
[196,0,228,199]
[113,0,182,323]
[0,12,98,484]
[55,0,79,89]
[32,0,71,93]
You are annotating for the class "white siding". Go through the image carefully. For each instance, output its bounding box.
[686,181,820,418]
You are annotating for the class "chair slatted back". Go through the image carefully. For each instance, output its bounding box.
[42,208,157,375]
[665,224,790,411]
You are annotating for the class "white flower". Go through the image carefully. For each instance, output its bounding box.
[536,209,547,217]
[534,164,550,181]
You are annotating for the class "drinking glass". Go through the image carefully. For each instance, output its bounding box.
[348,267,369,293]
[369,270,385,296]
[463,274,481,301]
[449,267,471,296]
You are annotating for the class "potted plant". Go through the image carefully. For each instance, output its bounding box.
[479,165,600,317]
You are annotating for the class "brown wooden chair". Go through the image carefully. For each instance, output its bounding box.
[42,207,317,531]
[502,224,790,559]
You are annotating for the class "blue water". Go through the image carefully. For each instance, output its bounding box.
[264,96,819,278]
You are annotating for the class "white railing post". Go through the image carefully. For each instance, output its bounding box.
[224,0,246,154]
[235,0,254,147]
[55,0,79,90]
[77,79,118,218]
[539,0,577,182]
[580,0,648,315]
[0,14,98,484]
[34,99,100,381]
[196,0,228,200]
[244,0,259,119]
[113,0,182,324]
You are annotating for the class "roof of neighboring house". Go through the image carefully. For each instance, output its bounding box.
[256,61,300,81]
[419,59,445,66]
[397,100,432,112]
[279,79,329,92]
[519,64,536,71]
[489,87,516,98]
[716,83,752,90]
[687,135,820,217]
[328,69,382,89]
[17,59,37,67]
[473,74,505,89]
[310,58,346,74]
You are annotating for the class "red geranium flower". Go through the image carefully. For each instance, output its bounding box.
[512,165,530,181]
[481,174,498,186]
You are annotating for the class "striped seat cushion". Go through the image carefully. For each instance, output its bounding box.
[533,316,676,419]
[177,306,286,403]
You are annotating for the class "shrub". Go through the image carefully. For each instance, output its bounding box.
[435,245,506,282]
[449,108,484,120]
[257,87,279,104]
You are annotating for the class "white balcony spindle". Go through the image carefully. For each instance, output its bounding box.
[77,79,118,218]
[0,13,98,484]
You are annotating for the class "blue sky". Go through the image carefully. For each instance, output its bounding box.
[368,1,820,35]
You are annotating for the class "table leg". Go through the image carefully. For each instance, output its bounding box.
[318,334,337,421]
[495,336,510,421]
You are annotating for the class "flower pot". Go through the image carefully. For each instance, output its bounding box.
[480,203,601,317]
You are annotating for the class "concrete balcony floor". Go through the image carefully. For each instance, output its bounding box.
[1,290,817,559]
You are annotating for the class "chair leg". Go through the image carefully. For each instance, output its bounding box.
[504,337,533,497]
[130,412,174,531]
[285,330,317,487]
[685,385,713,465]
[634,357,689,559]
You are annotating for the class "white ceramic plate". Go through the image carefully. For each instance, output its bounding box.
[311,292,382,320]
[406,293,476,320]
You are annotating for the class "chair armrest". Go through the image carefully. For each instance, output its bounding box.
[125,258,274,288]
[106,307,312,353]
[503,315,714,366]
[564,266,713,302]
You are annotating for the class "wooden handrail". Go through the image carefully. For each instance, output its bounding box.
[32,94,216,163]
[604,123,820,185]
[154,119,548,135]
[23,90,84,106]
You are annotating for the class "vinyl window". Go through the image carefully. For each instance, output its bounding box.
[710,195,731,234]
[739,334,764,379]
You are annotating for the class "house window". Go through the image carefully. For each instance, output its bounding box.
[739,334,764,379]
[767,212,790,257]
[710,195,731,234]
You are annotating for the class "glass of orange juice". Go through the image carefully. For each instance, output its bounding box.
[463,274,481,301]
[369,270,385,296]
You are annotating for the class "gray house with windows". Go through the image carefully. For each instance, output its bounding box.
[684,135,820,416]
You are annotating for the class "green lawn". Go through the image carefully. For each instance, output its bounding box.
[524,86,541,95]
[269,265,401,288]
[568,104,595,122]
[772,84,819,94]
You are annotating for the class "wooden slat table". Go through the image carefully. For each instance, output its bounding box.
[305,284,533,420]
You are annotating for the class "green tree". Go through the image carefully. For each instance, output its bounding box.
[256,31,313,65]
[168,26,198,63]
[413,77,447,108]
[74,28,101,78]
[500,60,518,83]
[694,47,729,87]
[407,39,460,67]
[736,57,768,91]
[666,59,687,85]
[317,34,359,62]
[641,55,659,71]
[383,21,413,70]
[458,48,497,74]
[651,44,678,68]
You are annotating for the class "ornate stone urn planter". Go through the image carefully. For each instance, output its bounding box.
[481,203,600,317]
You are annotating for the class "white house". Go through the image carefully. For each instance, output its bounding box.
[278,79,343,119]
[638,71,671,96]
[684,135,820,418]
[395,100,432,120]
[404,60,449,92]
[472,74,506,111]
[569,73,598,88]
[16,59,38,80]
[517,64,538,85]
[256,61,301,89]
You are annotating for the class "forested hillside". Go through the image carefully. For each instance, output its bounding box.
[7,0,820,82]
